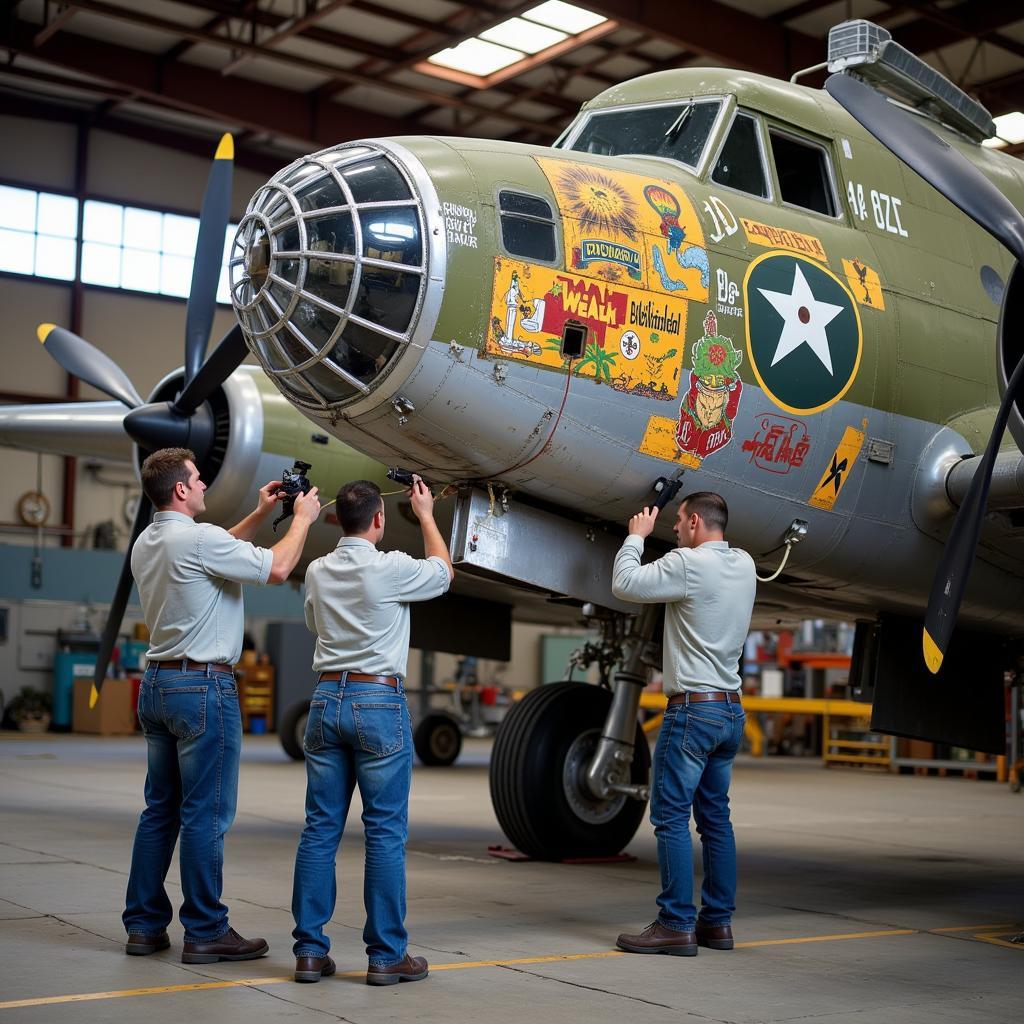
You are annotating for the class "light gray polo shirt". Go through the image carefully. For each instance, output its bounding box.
[304,537,450,677]
[612,537,755,694]
[132,511,271,665]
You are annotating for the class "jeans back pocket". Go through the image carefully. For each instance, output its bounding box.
[352,702,404,757]
[304,700,328,752]
[158,685,208,741]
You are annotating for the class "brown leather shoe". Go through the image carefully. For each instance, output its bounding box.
[696,922,734,950]
[125,931,170,956]
[616,921,698,956]
[366,953,429,986]
[181,927,269,964]
[295,954,336,983]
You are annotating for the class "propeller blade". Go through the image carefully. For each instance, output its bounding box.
[173,323,248,416]
[183,133,234,388]
[825,74,1024,265]
[826,73,1024,672]
[90,492,153,707]
[923,347,1024,672]
[38,324,143,409]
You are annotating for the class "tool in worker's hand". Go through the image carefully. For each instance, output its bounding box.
[273,460,313,532]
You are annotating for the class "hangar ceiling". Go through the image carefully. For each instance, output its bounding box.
[1,0,1024,173]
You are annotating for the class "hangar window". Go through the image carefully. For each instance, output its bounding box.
[0,184,78,281]
[711,112,769,199]
[769,130,838,217]
[562,99,722,169]
[81,200,238,303]
[499,190,556,262]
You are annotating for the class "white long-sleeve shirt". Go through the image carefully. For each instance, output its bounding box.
[612,536,755,694]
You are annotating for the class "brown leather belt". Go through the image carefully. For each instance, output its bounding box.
[150,659,234,675]
[318,671,399,689]
[668,691,742,706]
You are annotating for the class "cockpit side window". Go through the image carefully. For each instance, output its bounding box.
[562,100,722,169]
[768,130,838,217]
[711,112,769,198]
[498,190,556,262]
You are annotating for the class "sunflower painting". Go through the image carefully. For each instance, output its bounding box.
[554,165,639,241]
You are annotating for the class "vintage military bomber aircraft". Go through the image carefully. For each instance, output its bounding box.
[10,20,1024,859]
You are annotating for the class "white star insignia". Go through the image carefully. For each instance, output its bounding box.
[758,264,843,376]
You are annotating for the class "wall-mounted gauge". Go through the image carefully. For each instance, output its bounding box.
[17,491,50,527]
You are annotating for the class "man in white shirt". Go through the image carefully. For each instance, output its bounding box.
[124,447,320,964]
[611,492,755,957]
[292,476,452,986]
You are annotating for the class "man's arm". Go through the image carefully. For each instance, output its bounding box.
[228,480,283,541]
[410,476,454,581]
[611,506,687,603]
[267,487,321,584]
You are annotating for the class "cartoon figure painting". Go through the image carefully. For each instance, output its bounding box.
[675,310,744,467]
[645,183,711,292]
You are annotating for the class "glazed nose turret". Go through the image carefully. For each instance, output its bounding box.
[230,143,434,409]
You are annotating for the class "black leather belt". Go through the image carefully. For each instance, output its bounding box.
[318,671,399,689]
[150,659,234,675]
[668,691,742,706]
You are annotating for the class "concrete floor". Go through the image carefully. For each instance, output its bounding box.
[0,733,1021,1024]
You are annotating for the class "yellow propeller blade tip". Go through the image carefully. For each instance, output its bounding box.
[37,323,56,344]
[922,628,943,675]
[215,134,234,161]
[88,683,100,709]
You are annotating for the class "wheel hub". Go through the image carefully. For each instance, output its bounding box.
[562,729,627,825]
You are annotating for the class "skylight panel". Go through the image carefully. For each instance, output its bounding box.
[525,1,607,34]
[428,38,523,76]
[982,110,1024,149]
[417,2,614,88]
[480,18,568,56]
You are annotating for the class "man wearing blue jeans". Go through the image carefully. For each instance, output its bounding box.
[611,491,755,956]
[123,447,320,962]
[292,476,452,985]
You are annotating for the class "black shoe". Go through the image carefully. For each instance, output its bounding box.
[366,953,429,986]
[125,931,170,956]
[616,921,698,956]
[181,928,269,964]
[295,954,336,983]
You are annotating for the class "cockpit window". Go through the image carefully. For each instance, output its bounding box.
[498,190,556,262]
[711,112,769,198]
[563,100,722,169]
[769,130,837,217]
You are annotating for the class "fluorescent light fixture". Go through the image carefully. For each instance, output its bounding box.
[981,136,1007,149]
[480,17,568,56]
[418,2,613,88]
[525,1,606,34]
[429,37,523,76]
[992,110,1024,145]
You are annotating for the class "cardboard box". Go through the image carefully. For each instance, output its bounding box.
[73,678,138,735]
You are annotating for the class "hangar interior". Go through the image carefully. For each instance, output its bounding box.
[1,2,1023,1022]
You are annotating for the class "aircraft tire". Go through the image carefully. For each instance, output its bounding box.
[414,712,463,766]
[489,681,650,861]
[279,699,310,762]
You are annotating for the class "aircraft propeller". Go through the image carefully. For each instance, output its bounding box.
[38,133,247,706]
[825,72,1024,674]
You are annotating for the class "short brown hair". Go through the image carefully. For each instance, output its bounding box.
[141,448,196,508]
[681,491,728,533]
[335,480,383,534]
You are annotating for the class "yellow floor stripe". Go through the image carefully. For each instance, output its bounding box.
[0,925,1016,1012]
[734,929,915,948]
[930,923,1017,933]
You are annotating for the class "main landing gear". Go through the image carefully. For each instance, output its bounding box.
[490,606,659,860]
